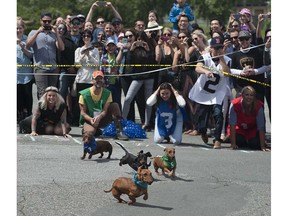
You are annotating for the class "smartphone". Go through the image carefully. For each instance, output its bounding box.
[97,1,107,6]
[43,26,52,31]
[160,36,168,42]
[122,37,128,44]
[233,13,241,20]
[100,34,106,41]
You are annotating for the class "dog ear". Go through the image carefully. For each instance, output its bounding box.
[145,152,152,157]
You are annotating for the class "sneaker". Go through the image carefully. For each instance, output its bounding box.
[142,124,152,132]
[213,140,221,149]
[116,132,129,141]
[164,136,170,143]
[201,134,208,144]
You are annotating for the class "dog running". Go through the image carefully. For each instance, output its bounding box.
[104,165,154,205]
[115,141,152,171]
[81,131,113,160]
[152,147,176,177]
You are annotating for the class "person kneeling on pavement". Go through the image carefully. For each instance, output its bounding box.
[79,71,128,140]
[19,86,71,138]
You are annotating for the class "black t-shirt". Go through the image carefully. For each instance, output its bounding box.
[231,46,265,94]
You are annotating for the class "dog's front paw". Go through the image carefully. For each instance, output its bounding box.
[80,157,85,160]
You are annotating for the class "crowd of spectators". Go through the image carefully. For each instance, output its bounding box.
[17,1,271,151]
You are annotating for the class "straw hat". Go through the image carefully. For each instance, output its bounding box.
[144,21,163,32]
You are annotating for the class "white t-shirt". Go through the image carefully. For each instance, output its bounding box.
[189,53,231,105]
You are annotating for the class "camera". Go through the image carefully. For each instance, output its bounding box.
[232,13,241,20]
[43,26,52,31]
[150,31,157,38]
[187,37,193,46]
[136,41,143,47]
[81,46,94,54]
[97,1,107,6]
[223,33,231,41]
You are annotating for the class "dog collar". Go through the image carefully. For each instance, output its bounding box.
[162,155,176,170]
[133,172,148,189]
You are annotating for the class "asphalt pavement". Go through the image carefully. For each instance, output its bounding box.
[15,84,271,216]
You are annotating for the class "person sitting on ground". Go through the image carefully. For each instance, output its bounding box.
[147,82,186,144]
[79,71,128,140]
[19,86,71,137]
[227,85,270,151]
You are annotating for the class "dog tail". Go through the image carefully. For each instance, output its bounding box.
[115,141,129,153]
[104,188,113,193]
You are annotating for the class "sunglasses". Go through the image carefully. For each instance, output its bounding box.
[163,33,171,36]
[231,36,238,40]
[42,20,52,24]
[96,21,105,24]
[239,37,250,41]
[72,22,80,25]
[83,35,91,38]
[58,27,65,31]
[192,37,198,41]
[178,36,186,39]
[125,34,133,38]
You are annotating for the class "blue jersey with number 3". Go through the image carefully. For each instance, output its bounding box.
[156,101,177,137]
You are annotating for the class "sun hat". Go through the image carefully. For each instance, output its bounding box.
[144,21,163,32]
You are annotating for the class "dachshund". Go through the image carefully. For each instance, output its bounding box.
[115,141,151,171]
[104,165,154,205]
[81,131,112,160]
[152,147,176,177]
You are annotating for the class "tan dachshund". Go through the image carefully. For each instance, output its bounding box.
[152,147,176,177]
[81,131,112,160]
[104,166,154,205]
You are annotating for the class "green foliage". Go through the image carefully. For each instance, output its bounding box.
[17,0,271,35]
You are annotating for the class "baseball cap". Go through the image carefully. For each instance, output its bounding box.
[92,71,104,79]
[118,32,124,39]
[239,8,251,16]
[111,17,122,25]
[106,38,116,46]
[238,30,251,38]
[210,36,224,48]
[77,14,86,22]
[71,16,80,22]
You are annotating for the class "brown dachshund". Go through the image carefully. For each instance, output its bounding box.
[104,166,154,205]
[81,132,112,160]
[152,147,176,177]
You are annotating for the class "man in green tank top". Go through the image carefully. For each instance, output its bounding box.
[79,71,128,140]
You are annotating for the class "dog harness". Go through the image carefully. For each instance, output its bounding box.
[162,155,176,171]
[83,138,97,153]
[133,172,148,189]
